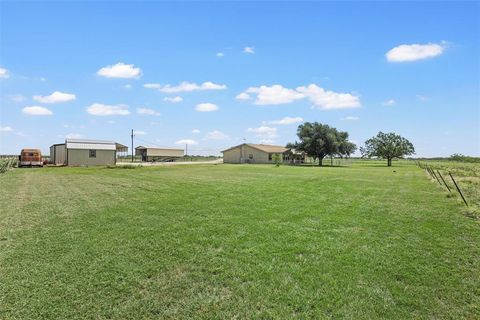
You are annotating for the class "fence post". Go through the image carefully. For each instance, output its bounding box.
[436,170,451,193]
[431,169,442,185]
[449,173,468,207]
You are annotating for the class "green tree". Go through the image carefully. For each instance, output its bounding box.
[289,122,356,166]
[362,132,415,166]
[272,154,282,167]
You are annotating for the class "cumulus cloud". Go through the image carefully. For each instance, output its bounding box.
[265,116,303,125]
[245,85,304,105]
[205,130,229,140]
[33,91,76,103]
[22,106,53,116]
[137,107,160,116]
[163,96,183,103]
[216,52,224,57]
[144,81,226,93]
[235,92,251,100]
[97,62,142,78]
[239,84,360,109]
[340,116,359,121]
[247,126,278,138]
[195,103,219,112]
[0,126,13,132]
[176,139,198,145]
[296,84,360,109]
[383,99,396,106]
[386,42,446,62]
[0,67,9,79]
[86,103,130,116]
[192,129,200,134]
[123,84,132,89]
[65,133,85,139]
[243,47,255,54]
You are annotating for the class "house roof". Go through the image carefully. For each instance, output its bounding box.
[222,143,288,153]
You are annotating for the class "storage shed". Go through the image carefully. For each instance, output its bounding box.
[50,139,119,166]
[135,146,184,162]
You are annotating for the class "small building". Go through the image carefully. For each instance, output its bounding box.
[50,139,124,166]
[222,143,305,164]
[135,146,184,162]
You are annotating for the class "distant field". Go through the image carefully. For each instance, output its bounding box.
[0,161,479,319]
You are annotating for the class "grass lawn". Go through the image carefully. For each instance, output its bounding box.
[0,162,479,319]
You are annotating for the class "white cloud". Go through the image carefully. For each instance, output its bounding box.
[247,126,278,138]
[259,139,275,144]
[123,84,132,89]
[9,94,26,102]
[0,126,13,132]
[386,42,446,62]
[235,92,251,100]
[192,129,200,134]
[216,52,224,57]
[205,130,229,140]
[240,84,360,109]
[97,62,142,79]
[134,130,147,135]
[137,107,160,116]
[417,95,431,101]
[145,81,227,93]
[195,103,219,112]
[296,84,361,109]
[33,91,76,103]
[340,116,359,121]
[163,96,183,103]
[176,139,198,145]
[243,46,255,54]
[245,85,304,105]
[144,83,162,89]
[0,67,10,79]
[86,103,130,116]
[65,133,85,139]
[266,116,303,125]
[382,99,396,106]
[22,106,53,116]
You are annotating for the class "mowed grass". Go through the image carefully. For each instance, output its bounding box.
[0,162,479,319]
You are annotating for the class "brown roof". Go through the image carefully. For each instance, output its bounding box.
[222,143,288,153]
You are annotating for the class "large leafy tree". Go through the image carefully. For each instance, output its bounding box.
[289,122,356,166]
[361,132,415,166]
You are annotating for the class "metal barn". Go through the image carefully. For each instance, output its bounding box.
[50,139,125,166]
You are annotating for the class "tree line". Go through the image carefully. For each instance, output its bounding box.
[287,122,415,167]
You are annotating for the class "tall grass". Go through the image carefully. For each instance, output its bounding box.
[0,158,17,174]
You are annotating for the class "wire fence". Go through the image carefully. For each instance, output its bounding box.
[416,161,470,207]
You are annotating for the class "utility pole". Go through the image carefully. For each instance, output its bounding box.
[185,144,188,161]
[131,129,134,162]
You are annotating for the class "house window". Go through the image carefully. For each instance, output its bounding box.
[89,149,96,158]
[248,154,253,160]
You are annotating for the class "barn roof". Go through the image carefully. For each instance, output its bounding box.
[65,139,116,151]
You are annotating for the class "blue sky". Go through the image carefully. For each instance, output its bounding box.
[1,1,479,156]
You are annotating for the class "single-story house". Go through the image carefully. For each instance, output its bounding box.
[135,146,184,162]
[222,143,305,164]
[50,139,125,166]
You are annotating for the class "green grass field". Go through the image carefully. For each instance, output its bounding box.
[1,162,479,319]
